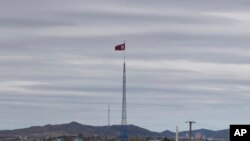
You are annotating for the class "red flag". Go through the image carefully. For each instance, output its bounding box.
[115,43,125,51]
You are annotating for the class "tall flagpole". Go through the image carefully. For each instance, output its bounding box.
[120,41,127,141]
[115,41,127,141]
[123,40,126,62]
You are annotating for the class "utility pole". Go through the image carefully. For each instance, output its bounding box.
[185,121,196,141]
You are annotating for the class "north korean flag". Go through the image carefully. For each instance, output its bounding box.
[115,43,125,51]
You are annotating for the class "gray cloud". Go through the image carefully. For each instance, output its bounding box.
[1,0,250,132]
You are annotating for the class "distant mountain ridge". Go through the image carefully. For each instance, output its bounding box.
[0,121,229,140]
[176,128,229,139]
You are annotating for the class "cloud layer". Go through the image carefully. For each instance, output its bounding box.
[1,0,250,131]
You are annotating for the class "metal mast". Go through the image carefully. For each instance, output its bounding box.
[108,103,110,126]
[120,61,127,141]
[176,126,179,141]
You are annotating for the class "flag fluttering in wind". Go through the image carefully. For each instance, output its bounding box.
[115,43,125,51]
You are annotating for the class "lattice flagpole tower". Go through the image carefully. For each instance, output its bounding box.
[115,42,127,141]
[121,60,127,141]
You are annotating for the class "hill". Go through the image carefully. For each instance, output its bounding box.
[177,128,229,140]
[0,122,229,140]
[0,122,158,138]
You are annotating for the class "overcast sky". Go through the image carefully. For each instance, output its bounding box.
[1,0,250,132]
